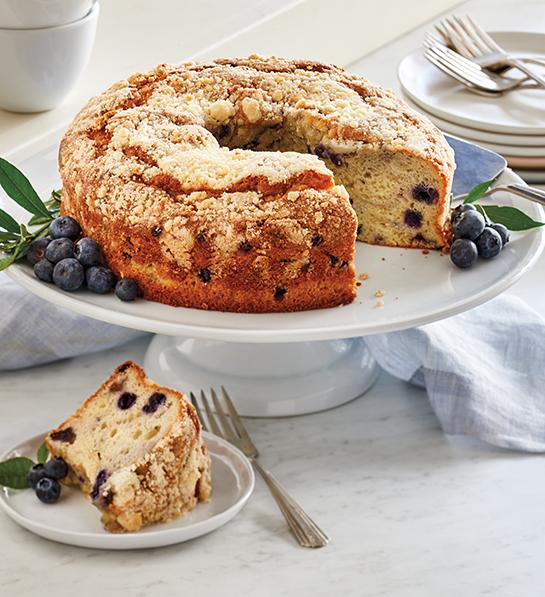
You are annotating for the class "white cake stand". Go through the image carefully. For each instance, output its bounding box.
[3,137,545,416]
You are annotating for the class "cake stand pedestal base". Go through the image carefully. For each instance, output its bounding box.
[143,335,379,417]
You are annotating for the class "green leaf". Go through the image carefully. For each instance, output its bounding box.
[0,231,18,241]
[0,456,34,489]
[0,207,19,233]
[463,178,497,204]
[27,214,52,227]
[0,157,50,218]
[0,253,16,271]
[481,205,545,231]
[36,442,49,464]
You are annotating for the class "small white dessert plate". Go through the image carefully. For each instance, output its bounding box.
[402,98,545,148]
[398,31,545,135]
[0,432,254,550]
[513,169,545,184]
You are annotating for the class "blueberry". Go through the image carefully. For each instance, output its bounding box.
[52,258,85,291]
[91,469,109,501]
[50,427,76,444]
[45,238,74,263]
[450,238,478,269]
[86,266,115,294]
[142,392,166,414]
[452,203,476,222]
[75,237,101,267]
[35,477,61,504]
[118,392,137,410]
[27,464,48,489]
[44,458,68,480]
[412,183,439,205]
[274,287,287,300]
[115,278,139,301]
[49,216,81,240]
[453,210,485,241]
[490,223,510,247]
[33,259,54,282]
[26,237,51,265]
[198,268,212,283]
[476,227,502,259]
[404,209,423,229]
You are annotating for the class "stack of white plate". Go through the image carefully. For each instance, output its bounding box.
[398,31,545,186]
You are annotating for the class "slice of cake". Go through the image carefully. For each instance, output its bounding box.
[45,361,211,532]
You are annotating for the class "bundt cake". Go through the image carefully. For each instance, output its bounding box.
[45,361,211,533]
[58,55,455,313]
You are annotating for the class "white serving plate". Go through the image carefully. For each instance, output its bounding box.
[2,135,545,342]
[398,31,545,136]
[0,432,254,549]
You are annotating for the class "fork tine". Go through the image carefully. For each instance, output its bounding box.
[433,23,451,46]
[210,387,238,442]
[453,15,490,55]
[425,47,494,88]
[221,386,257,448]
[428,44,493,80]
[465,15,503,53]
[189,392,208,431]
[424,50,493,92]
[441,16,478,58]
[425,34,485,75]
[200,389,222,436]
[424,32,444,49]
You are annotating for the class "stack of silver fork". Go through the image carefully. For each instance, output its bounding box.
[424,15,545,96]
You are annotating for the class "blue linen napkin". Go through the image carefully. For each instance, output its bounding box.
[2,273,544,453]
[365,294,545,453]
[0,274,146,370]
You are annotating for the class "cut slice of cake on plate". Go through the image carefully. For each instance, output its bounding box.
[45,361,211,533]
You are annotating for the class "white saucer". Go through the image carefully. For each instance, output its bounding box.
[402,105,545,148]
[398,31,545,135]
[513,169,545,184]
[403,96,545,156]
[0,432,254,550]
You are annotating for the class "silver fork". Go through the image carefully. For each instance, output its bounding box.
[435,15,545,88]
[423,35,537,96]
[190,387,329,548]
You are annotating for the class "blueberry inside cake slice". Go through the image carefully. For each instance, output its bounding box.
[45,361,211,532]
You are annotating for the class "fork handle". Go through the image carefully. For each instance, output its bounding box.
[483,184,545,206]
[506,58,545,89]
[252,460,329,548]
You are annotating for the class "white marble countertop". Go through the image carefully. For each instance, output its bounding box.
[2,1,545,595]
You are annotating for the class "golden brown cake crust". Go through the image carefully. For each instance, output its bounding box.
[59,55,454,312]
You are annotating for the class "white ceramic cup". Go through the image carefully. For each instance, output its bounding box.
[0,2,99,113]
[0,0,95,30]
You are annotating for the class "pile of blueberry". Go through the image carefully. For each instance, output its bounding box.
[27,457,68,504]
[450,204,510,269]
[26,215,140,301]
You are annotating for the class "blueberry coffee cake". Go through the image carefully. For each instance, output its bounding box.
[58,55,455,312]
[45,361,211,533]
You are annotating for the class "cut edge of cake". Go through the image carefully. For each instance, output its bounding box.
[45,361,211,533]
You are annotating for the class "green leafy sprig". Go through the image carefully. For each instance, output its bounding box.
[0,157,61,272]
[462,177,545,231]
[0,442,49,489]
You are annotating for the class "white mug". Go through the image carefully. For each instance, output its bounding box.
[0,0,95,29]
[0,2,99,113]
